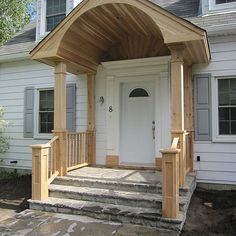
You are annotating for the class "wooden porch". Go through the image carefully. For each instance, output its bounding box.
[29,0,210,223]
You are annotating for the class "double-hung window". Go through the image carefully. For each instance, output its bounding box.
[46,0,66,32]
[218,78,236,135]
[38,89,54,134]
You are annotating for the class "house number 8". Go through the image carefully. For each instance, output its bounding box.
[109,106,113,112]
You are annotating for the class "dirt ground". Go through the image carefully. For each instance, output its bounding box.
[0,175,236,235]
[181,188,236,236]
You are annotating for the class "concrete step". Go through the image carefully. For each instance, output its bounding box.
[49,184,187,210]
[28,197,185,231]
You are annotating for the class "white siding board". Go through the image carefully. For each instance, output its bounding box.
[193,34,236,185]
[0,59,86,170]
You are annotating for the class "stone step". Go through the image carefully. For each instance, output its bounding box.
[53,175,191,196]
[28,197,185,232]
[49,184,187,210]
[53,176,162,194]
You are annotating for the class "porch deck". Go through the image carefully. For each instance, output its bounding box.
[29,167,196,232]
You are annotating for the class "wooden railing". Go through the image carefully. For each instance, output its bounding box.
[47,136,59,184]
[185,132,191,174]
[66,132,88,171]
[161,137,180,219]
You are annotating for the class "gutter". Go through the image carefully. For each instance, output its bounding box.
[0,51,31,63]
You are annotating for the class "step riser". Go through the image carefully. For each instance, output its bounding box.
[49,190,165,209]
[53,179,162,194]
[53,179,188,196]
[29,202,183,231]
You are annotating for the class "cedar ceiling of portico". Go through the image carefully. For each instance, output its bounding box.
[30,0,210,74]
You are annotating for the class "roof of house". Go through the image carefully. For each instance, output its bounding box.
[0,0,235,58]
[150,0,200,18]
[0,21,37,58]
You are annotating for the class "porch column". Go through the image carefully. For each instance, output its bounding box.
[169,44,186,187]
[87,73,96,165]
[53,62,67,176]
[184,66,194,172]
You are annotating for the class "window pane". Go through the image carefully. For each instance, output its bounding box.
[46,14,66,31]
[129,88,149,97]
[219,108,229,121]
[219,93,229,105]
[231,122,236,134]
[46,0,66,15]
[219,79,229,92]
[216,0,236,4]
[219,121,230,134]
[231,108,236,120]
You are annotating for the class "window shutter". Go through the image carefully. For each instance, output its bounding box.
[24,87,34,138]
[66,83,76,132]
[193,74,212,141]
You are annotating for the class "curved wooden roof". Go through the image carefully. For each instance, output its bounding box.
[31,0,210,74]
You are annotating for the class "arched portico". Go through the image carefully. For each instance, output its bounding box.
[30,0,210,218]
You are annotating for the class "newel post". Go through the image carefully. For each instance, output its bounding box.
[53,62,67,176]
[87,73,96,165]
[161,148,180,219]
[31,144,50,200]
[169,43,186,187]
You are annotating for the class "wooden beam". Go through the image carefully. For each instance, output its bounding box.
[54,62,67,130]
[169,44,185,131]
[53,62,67,176]
[184,66,194,172]
[87,73,96,165]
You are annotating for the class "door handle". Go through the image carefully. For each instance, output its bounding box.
[152,121,155,140]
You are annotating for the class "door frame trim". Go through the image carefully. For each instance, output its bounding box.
[103,57,171,165]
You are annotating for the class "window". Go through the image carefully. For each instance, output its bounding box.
[38,90,54,134]
[209,0,236,10]
[46,0,66,32]
[218,78,236,135]
[129,88,149,97]
[216,0,236,4]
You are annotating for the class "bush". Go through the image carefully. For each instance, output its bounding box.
[0,106,11,153]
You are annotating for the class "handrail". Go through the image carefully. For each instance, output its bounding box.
[47,136,59,146]
[171,137,179,149]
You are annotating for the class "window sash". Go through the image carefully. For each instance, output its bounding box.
[46,0,66,32]
[38,90,54,134]
[218,78,236,135]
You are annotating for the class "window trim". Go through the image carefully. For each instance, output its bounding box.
[212,76,236,142]
[34,87,54,140]
[209,0,236,11]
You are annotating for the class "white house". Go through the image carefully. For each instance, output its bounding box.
[0,0,236,198]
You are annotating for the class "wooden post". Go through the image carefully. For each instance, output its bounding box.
[184,66,194,172]
[31,144,50,200]
[53,62,67,176]
[161,148,180,219]
[87,73,96,165]
[169,44,186,187]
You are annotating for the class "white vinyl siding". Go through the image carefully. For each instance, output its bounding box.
[0,60,87,170]
[193,34,236,185]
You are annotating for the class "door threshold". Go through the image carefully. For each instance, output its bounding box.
[118,162,157,170]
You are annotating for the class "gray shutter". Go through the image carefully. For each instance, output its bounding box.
[193,74,212,141]
[66,83,76,132]
[24,87,34,138]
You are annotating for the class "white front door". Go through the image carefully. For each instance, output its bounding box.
[120,82,155,165]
